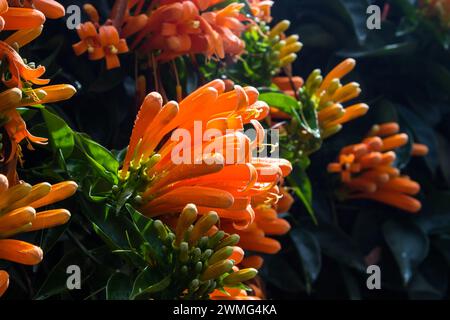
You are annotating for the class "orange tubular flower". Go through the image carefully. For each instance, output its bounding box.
[72,22,102,59]
[201,3,247,56]
[0,29,76,163]
[0,40,49,88]
[0,0,46,31]
[134,1,221,61]
[18,0,65,19]
[328,122,428,213]
[73,23,129,70]
[98,26,129,70]
[0,174,78,297]
[248,0,274,23]
[119,79,292,259]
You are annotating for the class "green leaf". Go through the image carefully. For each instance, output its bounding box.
[290,228,321,292]
[130,267,171,300]
[41,108,75,159]
[34,248,95,300]
[288,162,316,224]
[75,133,119,184]
[106,272,133,300]
[383,219,429,285]
[335,0,370,44]
[259,92,302,123]
[314,223,366,272]
[76,133,119,175]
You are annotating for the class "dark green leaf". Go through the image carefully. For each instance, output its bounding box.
[383,219,429,285]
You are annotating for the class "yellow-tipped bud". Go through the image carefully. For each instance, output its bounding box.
[5,183,51,212]
[176,204,198,245]
[200,259,234,281]
[280,53,297,67]
[322,124,343,139]
[189,212,219,245]
[223,268,258,285]
[26,209,71,232]
[284,34,299,45]
[269,20,291,39]
[0,207,36,234]
[29,181,78,209]
[0,183,32,211]
[279,42,303,58]
[208,246,234,265]
[216,234,240,250]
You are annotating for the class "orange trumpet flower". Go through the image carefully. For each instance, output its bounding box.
[328,122,428,213]
[118,80,291,261]
[0,175,77,297]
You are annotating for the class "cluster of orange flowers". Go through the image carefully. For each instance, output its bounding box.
[74,0,265,69]
[328,122,429,213]
[0,29,75,181]
[119,79,293,274]
[0,0,79,297]
[0,175,77,297]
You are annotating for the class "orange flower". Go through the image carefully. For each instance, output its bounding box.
[134,1,221,61]
[118,80,291,260]
[19,0,65,19]
[73,23,129,70]
[98,25,129,70]
[0,174,77,297]
[0,0,45,31]
[0,40,48,88]
[248,0,273,23]
[0,84,76,163]
[72,22,101,58]
[202,3,247,56]
[328,122,428,213]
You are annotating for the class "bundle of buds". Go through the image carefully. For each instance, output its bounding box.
[0,174,77,296]
[267,20,303,71]
[147,204,258,300]
[328,122,429,213]
[304,58,369,139]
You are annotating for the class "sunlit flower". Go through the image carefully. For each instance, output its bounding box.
[133,1,221,61]
[73,22,128,70]
[0,0,45,31]
[0,174,77,297]
[328,122,428,213]
[0,84,76,163]
[248,0,274,23]
[311,58,369,138]
[202,3,247,56]
[0,40,49,88]
[15,0,65,19]
[117,79,292,260]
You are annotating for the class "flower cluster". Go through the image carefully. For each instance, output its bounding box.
[328,122,429,213]
[74,0,257,69]
[148,203,259,300]
[0,174,77,297]
[116,79,292,267]
[0,27,76,177]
